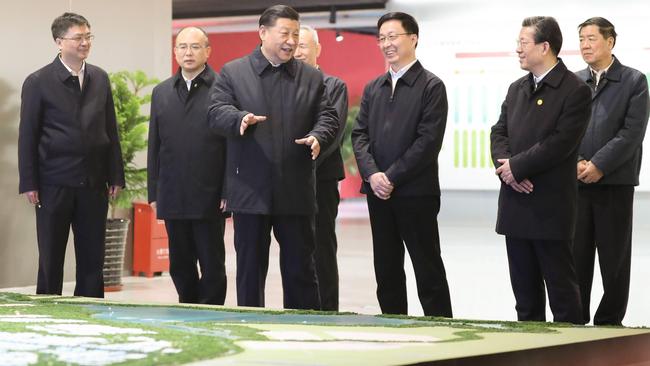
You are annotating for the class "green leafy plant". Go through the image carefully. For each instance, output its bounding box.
[109,71,159,218]
[340,105,359,176]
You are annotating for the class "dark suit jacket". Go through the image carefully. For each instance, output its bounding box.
[352,61,448,197]
[19,56,124,193]
[208,47,338,215]
[576,57,650,186]
[148,65,226,219]
[490,60,592,240]
[316,73,348,181]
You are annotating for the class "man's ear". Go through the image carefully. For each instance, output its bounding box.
[259,26,266,42]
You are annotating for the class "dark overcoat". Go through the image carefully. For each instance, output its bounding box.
[490,60,592,240]
[316,73,348,181]
[148,65,226,219]
[576,57,650,186]
[352,61,448,197]
[19,56,124,193]
[208,47,338,215]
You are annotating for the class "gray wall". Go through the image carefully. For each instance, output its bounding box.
[0,0,171,288]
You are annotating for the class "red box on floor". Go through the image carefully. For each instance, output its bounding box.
[132,201,169,277]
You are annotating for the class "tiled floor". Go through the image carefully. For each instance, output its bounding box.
[4,192,650,327]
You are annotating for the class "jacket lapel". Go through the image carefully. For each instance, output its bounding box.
[80,64,90,96]
[592,57,621,99]
[246,48,270,116]
[53,56,81,97]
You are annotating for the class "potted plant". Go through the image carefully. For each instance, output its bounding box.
[103,70,158,291]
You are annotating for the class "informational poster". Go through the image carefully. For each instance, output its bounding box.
[404,3,650,191]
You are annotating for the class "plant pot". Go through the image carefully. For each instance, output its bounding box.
[103,218,130,292]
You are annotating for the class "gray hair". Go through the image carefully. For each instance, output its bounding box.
[300,25,319,44]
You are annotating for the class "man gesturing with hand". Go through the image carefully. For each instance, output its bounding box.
[208,5,337,311]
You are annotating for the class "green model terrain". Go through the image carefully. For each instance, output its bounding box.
[0,292,646,365]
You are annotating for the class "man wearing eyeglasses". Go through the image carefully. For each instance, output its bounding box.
[573,17,649,326]
[352,12,452,317]
[18,12,124,298]
[490,16,591,324]
[147,27,227,305]
[208,5,338,310]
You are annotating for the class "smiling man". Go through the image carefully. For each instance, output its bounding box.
[573,17,649,326]
[18,12,124,298]
[352,12,452,317]
[208,5,338,310]
[490,16,591,324]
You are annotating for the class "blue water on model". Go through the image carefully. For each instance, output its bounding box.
[87,304,425,327]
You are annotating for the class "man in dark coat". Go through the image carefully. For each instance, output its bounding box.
[148,27,227,305]
[573,17,650,325]
[18,12,125,298]
[208,5,338,310]
[294,24,349,311]
[352,12,452,317]
[490,16,591,324]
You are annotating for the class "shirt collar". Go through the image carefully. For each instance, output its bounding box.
[589,55,615,82]
[58,55,85,76]
[589,55,615,75]
[533,60,559,85]
[251,46,296,77]
[174,64,214,89]
[181,65,206,83]
[381,60,422,88]
[583,56,622,84]
[389,59,418,81]
[525,58,567,92]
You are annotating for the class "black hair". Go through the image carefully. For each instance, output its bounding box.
[259,5,299,28]
[51,12,90,41]
[377,12,419,37]
[578,17,617,47]
[522,16,563,56]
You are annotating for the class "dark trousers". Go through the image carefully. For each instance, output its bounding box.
[315,179,340,311]
[574,185,633,325]
[366,194,452,317]
[232,213,320,310]
[164,217,227,305]
[505,237,583,324]
[35,185,108,298]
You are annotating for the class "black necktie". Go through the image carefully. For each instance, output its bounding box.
[591,70,604,91]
